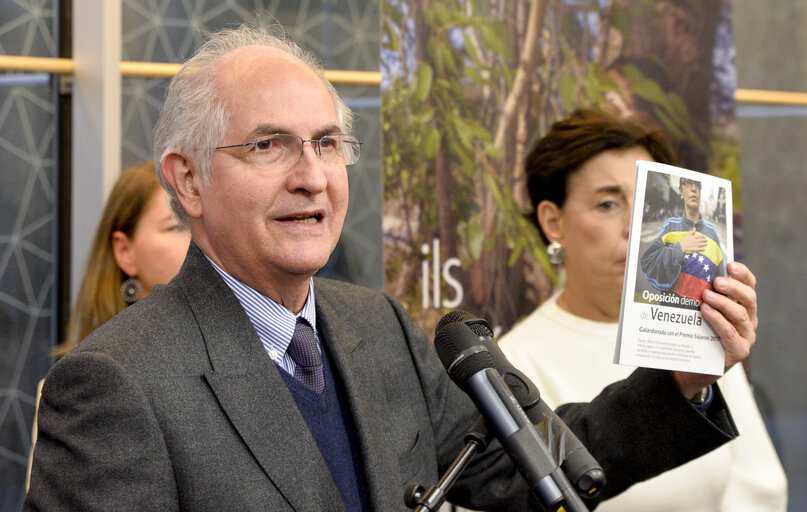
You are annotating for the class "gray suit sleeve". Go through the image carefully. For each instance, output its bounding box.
[24,351,179,512]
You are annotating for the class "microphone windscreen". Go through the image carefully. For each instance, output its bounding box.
[465,318,494,338]
[433,321,472,366]
[451,351,495,385]
[434,309,476,334]
[434,320,495,386]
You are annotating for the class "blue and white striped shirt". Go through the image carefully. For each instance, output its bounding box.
[205,256,320,376]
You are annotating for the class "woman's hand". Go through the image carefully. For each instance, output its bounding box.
[672,261,758,399]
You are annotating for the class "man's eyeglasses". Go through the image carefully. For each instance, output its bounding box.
[215,133,362,168]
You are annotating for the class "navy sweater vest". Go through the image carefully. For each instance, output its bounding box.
[280,344,370,511]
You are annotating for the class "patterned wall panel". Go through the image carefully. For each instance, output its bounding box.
[733,2,807,509]
[120,0,382,289]
[0,2,58,510]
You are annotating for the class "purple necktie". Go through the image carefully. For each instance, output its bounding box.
[287,318,324,393]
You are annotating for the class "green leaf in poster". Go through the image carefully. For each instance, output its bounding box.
[479,22,509,59]
[483,232,498,252]
[593,65,620,89]
[508,236,525,267]
[452,117,473,151]
[610,0,656,47]
[609,3,631,37]
[466,66,486,85]
[384,5,404,31]
[464,32,482,67]
[664,94,699,142]
[447,135,464,162]
[583,66,606,103]
[623,64,668,108]
[433,4,453,26]
[621,64,701,145]
[383,18,400,52]
[437,41,459,74]
[413,107,435,125]
[423,126,441,158]
[653,107,685,140]
[465,119,492,141]
[466,213,484,260]
[559,73,577,111]
[427,38,441,74]
[483,141,503,160]
[532,244,557,283]
[483,171,504,207]
[415,64,434,102]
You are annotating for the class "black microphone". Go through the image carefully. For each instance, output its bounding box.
[434,320,584,511]
[436,311,606,499]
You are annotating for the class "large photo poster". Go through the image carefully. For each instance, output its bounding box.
[381,0,739,337]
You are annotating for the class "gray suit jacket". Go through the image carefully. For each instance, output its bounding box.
[25,244,738,511]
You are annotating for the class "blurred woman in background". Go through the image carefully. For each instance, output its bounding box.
[56,161,190,356]
[500,109,787,511]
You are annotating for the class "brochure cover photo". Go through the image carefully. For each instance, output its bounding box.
[615,161,733,375]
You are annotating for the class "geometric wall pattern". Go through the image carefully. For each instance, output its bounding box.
[0,2,58,510]
[0,74,58,512]
[733,4,807,509]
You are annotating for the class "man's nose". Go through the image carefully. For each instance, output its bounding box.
[289,143,328,193]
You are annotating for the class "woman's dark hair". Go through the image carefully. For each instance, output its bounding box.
[524,108,677,243]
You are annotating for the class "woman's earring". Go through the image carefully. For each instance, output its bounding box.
[546,240,566,265]
[120,277,143,304]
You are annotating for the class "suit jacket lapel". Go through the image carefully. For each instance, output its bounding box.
[315,290,401,511]
[178,244,343,511]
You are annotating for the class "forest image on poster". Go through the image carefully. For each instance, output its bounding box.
[381,0,739,336]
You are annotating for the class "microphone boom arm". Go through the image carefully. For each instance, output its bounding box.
[404,418,492,511]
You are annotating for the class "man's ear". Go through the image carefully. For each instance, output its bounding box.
[161,153,203,219]
[537,200,564,244]
[111,231,137,277]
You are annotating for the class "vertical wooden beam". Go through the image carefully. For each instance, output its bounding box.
[71,0,121,301]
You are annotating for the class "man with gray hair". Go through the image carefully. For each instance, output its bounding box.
[26,23,760,511]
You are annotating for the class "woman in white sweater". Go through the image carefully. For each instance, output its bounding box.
[499,109,787,511]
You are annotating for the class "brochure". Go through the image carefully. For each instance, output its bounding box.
[614,161,733,375]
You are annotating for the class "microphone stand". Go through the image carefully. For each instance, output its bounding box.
[404,419,591,512]
[404,419,490,511]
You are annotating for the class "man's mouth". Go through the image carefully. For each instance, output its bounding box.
[280,213,322,224]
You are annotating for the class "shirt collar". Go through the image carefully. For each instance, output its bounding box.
[204,254,317,365]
